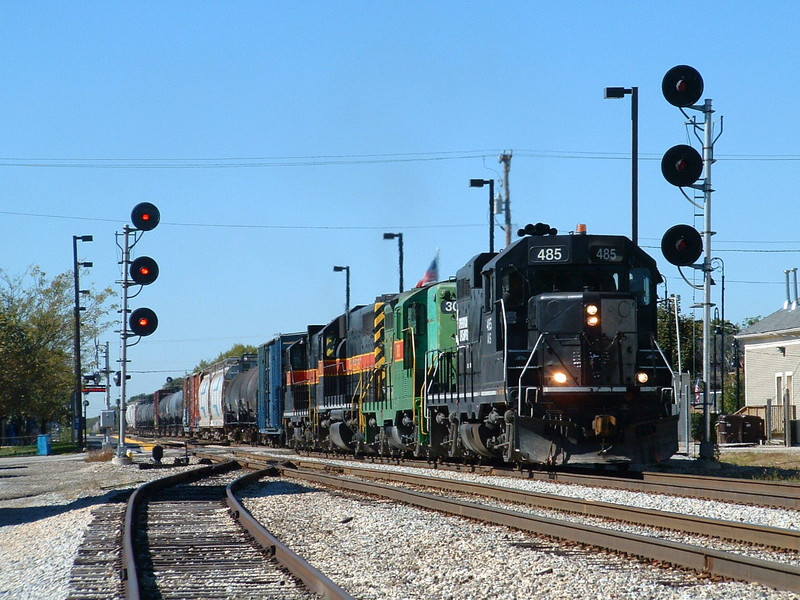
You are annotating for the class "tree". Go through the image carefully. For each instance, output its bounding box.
[0,266,115,434]
[657,299,751,414]
[195,343,258,372]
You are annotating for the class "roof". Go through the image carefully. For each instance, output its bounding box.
[737,304,800,339]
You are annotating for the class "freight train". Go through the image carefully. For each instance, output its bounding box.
[129,223,679,467]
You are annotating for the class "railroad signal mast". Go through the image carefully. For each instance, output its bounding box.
[659,65,723,461]
[113,202,160,465]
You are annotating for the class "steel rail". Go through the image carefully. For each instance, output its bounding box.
[227,469,356,600]
[282,466,800,594]
[284,460,799,552]
[504,468,800,510]
[219,447,800,510]
[121,461,241,600]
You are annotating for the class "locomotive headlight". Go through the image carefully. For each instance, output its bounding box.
[585,304,600,327]
[636,371,649,384]
[553,372,568,384]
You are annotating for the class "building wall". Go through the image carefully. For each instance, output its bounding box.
[743,338,800,409]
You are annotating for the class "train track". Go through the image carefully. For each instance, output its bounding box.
[119,461,354,600]
[272,465,800,594]
[274,459,799,552]
[214,447,800,509]
[197,450,800,594]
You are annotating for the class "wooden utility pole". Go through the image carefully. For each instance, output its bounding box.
[499,151,513,246]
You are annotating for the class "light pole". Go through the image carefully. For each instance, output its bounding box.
[72,235,93,449]
[333,265,350,329]
[382,232,404,293]
[469,178,495,253]
[604,86,638,245]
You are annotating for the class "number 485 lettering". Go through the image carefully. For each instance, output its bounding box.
[537,248,562,261]
[595,247,617,261]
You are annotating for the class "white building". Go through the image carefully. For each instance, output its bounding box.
[736,282,800,442]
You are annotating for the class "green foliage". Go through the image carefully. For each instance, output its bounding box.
[690,411,718,442]
[0,266,115,434]
[163,375,184,392]
[195,343,258,372]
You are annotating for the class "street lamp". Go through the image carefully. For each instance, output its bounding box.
[72,235,93,449]
[333,265,350,329]
[469,178,495,253]
[382,232,404,293]
[604,86,638,245]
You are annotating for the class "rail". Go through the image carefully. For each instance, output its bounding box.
[286,461,799,551]
[122,460,355,600]
[281,465,800,594]
[227,469,356,600]
[121,461,241,600]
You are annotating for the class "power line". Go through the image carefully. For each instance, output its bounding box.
[1,148,800,169]
[0,210,484,230]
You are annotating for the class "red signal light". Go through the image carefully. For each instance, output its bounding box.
[661,224,703,267]
[129,307,158,336]
[129,256,159,285]
[661,145,703,187]
[131,202,160,231]
[662,65,704,107]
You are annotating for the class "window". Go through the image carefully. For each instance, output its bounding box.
[628,267,653,306]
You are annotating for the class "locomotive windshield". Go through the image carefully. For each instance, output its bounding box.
[501,264,656,307]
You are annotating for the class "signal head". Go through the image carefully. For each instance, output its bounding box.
[661,224,703,266]
[129,307,158,336]
[130,256,159,285]
[661,144,703,187]
[662,65,704,107]
[131,202,160,231]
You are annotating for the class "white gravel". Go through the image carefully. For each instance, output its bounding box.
[242,477,799,600]
[0,451,195,600]
[2,447,800,600]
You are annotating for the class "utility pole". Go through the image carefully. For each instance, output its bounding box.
[499,151,513,247]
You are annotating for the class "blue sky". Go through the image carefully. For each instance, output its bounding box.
[2,2,799,414]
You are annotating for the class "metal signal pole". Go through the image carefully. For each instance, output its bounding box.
[700,99,716,459]
[113,226,133,465]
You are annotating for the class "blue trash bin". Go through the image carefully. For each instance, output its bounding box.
[37,434,52,456]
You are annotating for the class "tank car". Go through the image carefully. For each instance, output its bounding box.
[224,355,258,442]
[156,390,184,436]
[425,223,677,467]
[195,355,255,441]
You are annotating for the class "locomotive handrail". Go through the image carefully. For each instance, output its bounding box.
[498,298,509,405]
[517,333,545,414]
[650,334,676,380]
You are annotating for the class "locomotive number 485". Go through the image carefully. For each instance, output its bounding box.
[530,245,569,263]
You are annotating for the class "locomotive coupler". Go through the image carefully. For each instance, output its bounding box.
[484,409,503,429]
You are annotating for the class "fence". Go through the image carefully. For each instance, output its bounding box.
[737,404,797,439]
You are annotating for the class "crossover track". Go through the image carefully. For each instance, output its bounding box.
[121,461,354,600]
[271,465,800,594]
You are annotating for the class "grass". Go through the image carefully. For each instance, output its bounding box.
[85,448,115,462]
[718,450,800,481]
[0,441,78,457]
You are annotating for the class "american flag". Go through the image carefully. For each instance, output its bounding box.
[415,250,439,288]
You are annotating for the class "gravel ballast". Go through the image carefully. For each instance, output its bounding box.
[2,449,800,600]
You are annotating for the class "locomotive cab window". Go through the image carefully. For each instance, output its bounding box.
[628,267,654,307]
[501,266,525,306]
